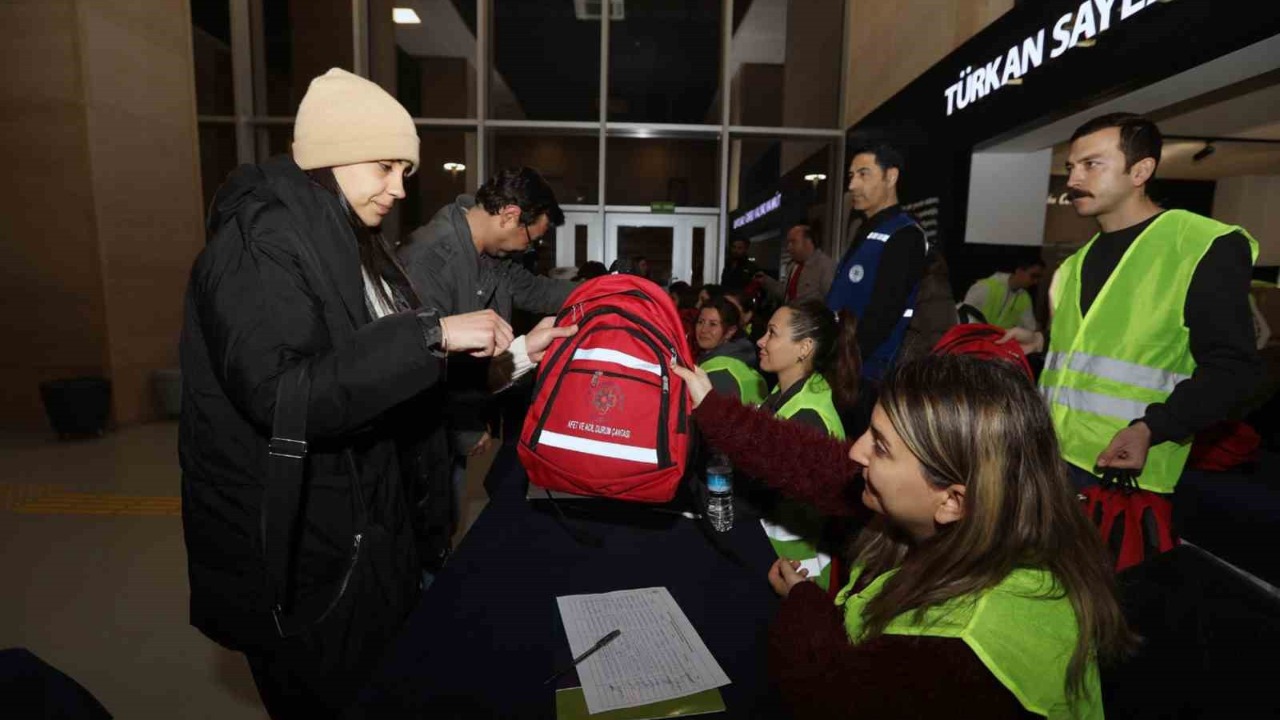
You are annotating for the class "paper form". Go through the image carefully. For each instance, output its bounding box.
[760,518,804,542]
[796,553,831,580]
[556,587,731,714]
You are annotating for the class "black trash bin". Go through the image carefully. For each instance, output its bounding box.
[39,376,111,438]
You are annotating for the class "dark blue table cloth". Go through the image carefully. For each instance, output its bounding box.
[354,443,784,718]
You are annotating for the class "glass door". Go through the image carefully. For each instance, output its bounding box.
[604,212,720,287]
[556,210,603,268]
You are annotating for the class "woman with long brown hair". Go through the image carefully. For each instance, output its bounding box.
[673,353,1132,718]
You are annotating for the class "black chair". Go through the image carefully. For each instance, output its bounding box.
[1102,545,1280,717]
[0,648,112,719]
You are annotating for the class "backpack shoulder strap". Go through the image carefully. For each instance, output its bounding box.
[264,363,311,637]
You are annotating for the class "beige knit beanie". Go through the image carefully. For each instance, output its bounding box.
[292,68,419,173]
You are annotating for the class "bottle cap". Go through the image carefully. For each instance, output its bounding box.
[706,470,732,492]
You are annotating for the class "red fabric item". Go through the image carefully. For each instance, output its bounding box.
[520,275,695,503]
[1081,483,1178,572]
[785,262,804,301]
[768,583,1036,719]
[1188,420,1261,471]
[931,323,1034,381]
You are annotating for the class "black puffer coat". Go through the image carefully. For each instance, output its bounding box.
[179,156,438,687]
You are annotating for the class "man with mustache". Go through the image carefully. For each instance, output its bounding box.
[1013,113,1260,499]
[826,142,928,382]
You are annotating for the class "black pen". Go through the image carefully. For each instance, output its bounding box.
[543,628,622,686]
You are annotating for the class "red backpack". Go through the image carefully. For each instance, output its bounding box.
[519,275,696,503]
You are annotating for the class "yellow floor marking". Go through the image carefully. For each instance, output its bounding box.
[2,486,180,516]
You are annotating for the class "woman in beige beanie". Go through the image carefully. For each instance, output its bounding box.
[180,68,574,719]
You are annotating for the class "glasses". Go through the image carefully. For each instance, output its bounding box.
[522,223,542,248]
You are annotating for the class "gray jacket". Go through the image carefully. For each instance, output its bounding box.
[399,195,574,319]
[398,195,575,444]
[760,248,836,303]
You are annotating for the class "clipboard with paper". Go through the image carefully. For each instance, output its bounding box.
[555,587,730,716]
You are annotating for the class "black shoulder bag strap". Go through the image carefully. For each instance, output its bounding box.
[262,185,383,638]
[265,363,311,638]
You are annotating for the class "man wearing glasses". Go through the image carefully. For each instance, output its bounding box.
[398,167,574,575]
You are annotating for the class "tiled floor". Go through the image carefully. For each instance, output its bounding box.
[0,421,495,718]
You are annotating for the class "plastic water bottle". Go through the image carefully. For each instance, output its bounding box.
[705,453,734,532]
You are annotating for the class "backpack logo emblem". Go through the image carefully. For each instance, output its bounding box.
[849,264,865,283]
[592,381,622,416]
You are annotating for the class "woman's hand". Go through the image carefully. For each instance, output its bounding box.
[669,361,713,408]
[767,558,811,598]
[526,316,578,363]
[995,327,1044,355]
[439,310,514,357]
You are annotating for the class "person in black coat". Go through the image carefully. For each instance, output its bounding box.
[179,68,571,719]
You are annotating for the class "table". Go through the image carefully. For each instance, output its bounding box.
[353,443,784,718]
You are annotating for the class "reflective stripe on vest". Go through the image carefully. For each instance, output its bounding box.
[763,373,845,591]
[1043,352,1191,395]
[1041,210,1258,493]
[835,566,1102,719]
[1040,385,1149,422]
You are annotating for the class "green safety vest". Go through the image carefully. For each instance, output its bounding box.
[700,355,768,405]
[835,566,1103,719]
[764,373,846,590]
[1041,210,1258,493]
[978,275,1033,329]
[773,373,846,440]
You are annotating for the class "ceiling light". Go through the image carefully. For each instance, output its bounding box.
[393,8,421,24]
[443,162,466,176]
[803,174,827,182]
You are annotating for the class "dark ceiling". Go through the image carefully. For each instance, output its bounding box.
[194,0,758,124]
[476,0,740,123]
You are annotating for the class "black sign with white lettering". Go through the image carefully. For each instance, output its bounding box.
[846,0,1280,294]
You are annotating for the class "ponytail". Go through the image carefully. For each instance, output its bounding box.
[831,310,861,411]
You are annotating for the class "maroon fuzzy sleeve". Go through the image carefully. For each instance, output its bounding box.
[768,583,1035,719]
[693,391,865,517]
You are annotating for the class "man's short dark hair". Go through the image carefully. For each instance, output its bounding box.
[475,166,565,226]
[574,260,608,281]
[669,282,698,310]
[730,237,750,248]
[849,142,905,175]
[1070,113,1162,175]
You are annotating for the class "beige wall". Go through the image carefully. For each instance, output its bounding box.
[844,0,1012,128]
[1214,175,1280,266]
[0,0,204,431]
[0,0,110,430]
[780,0,842,173]
[81,0,206,426]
